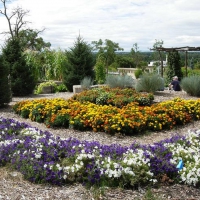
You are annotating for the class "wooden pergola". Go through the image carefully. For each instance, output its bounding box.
[150,46,200,77]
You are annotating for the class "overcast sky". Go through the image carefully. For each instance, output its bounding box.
[0,0,200,52]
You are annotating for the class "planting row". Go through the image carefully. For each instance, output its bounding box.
[13,97,200,134]
[0,117,200,187]
[71,87,154,107]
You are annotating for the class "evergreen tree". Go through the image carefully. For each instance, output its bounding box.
[0,55,12,107]
[63,36,94,92]
[1,38,36,96]
[166,51,183,83]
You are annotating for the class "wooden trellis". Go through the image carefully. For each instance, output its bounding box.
[150,46,200,77]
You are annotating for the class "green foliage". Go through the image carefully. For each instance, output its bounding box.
[63,36,95,92]
[72,87,154,107]
[136,74,164,93]
[80,76,93,90]
[166,51,183,83]
[24,48,68,82]
[1,38,36,96]
[94,56,106,84]
[181,75,200,96]
[151,39,164,61]
[55,83,68,92]
[134,69,143,79]
[34,82,67,94]
[0,55,12,107]
[115,55,135,68]
[105,75,135,88]
[130,43,143,68]
[92,39,124,73]
[182,68,200,77]
[96,91,113,105]
[18,29,51,51]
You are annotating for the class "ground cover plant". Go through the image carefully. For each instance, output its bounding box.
[1,117,200,188]
[13,96,200,135]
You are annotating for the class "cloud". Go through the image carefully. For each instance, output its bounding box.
[0,0,200,51]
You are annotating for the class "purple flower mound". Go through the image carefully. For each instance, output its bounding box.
[146,135,187,177]
[0,117,188,187]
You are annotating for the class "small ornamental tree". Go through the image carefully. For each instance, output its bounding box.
[94,55,106,84]
[63,36,94,92]
[0,55,11,107]
[1,38,36,96]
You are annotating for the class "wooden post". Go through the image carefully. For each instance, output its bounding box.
[158,50,163,77]
[185,51,188,77]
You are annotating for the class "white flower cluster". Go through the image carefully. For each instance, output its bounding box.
[164,129,200,186]
[103,157,122,178]
[121,149,154,181]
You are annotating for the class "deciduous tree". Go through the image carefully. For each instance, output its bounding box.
[92,39,124,73]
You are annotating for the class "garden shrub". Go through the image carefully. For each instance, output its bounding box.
[134,69,143,79]
[80,76,93,90]
[94,58,106,84]
[105,75,135,88]
[55,83,68,92]
[34,81,57,94]
[136,74,164,93]
[181,75,200,96]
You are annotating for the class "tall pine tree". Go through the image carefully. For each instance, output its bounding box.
[63,36,94,92]
[1,38,36,96]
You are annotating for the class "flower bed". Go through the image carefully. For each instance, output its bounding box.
[1,117,200,187]
[13,97,200,134]
[72,87,154,107]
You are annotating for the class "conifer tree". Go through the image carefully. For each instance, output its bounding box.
[63,36,94,92]
[0,55,12,107]
[1,38,36,96]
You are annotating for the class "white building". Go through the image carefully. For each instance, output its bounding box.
[147,55,168,74]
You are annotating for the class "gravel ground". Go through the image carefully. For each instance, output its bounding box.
[0,90,200,199]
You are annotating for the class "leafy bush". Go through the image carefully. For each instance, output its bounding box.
[72,87,154,107]
[136,74,164,93]
[105,75,135,88]
[94,59,106,84]
[134,69,143,79]
[80,76,93,90]
[96,91,113,105]
[34,81,57,94]
[181,75,200,96]
[55,83,68,92]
